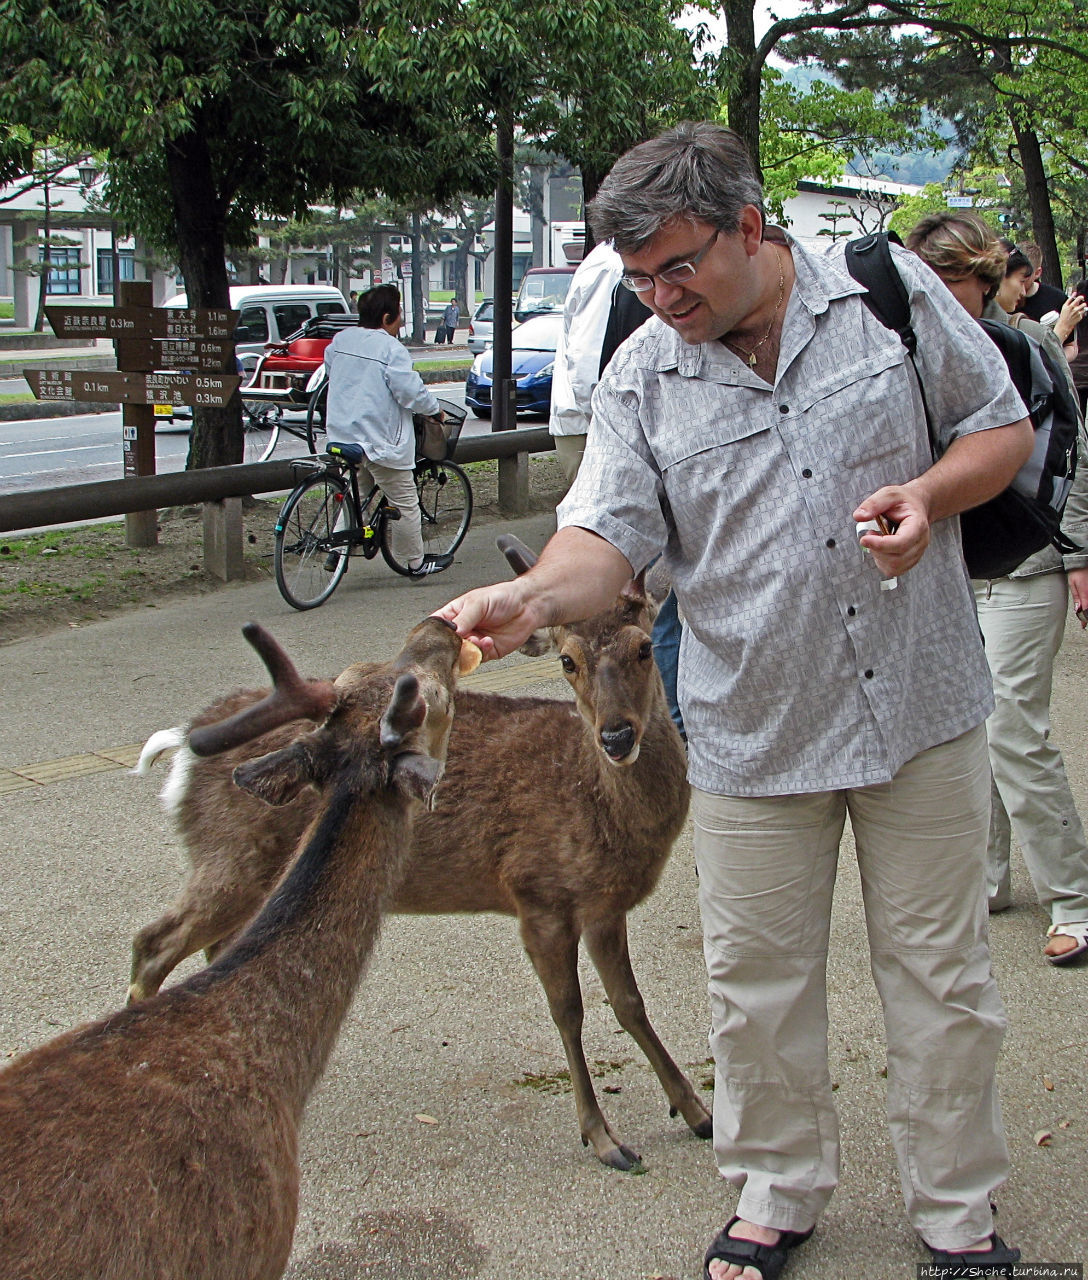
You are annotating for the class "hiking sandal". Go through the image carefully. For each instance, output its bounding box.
[703,1217,814,1280]
[1045,920,1088,966]
[924,1232,1020,1276]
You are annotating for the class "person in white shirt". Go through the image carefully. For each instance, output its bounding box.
[324,284,452,577]
[548,242,646,486]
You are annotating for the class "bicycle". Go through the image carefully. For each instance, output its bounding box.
[273,400,472,610]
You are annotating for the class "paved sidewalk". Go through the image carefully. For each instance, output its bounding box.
[0,509,1086,1279]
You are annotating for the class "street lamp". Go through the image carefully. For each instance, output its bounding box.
[76,157,120,300]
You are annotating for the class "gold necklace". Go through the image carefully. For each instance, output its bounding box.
[727,248,786,367]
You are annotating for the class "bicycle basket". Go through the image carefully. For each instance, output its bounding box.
[414,397,466,462]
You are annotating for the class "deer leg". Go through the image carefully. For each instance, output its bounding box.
[518,907,643,1171]
[128,866,267,1004]
[583,912,712,1140]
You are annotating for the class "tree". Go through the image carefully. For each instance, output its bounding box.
[756,66,931,221]
[779,0,1088,284]
[0,137,93,330]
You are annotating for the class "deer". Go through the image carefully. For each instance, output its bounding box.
[0,617,478,1280]
[131,535,710,1172]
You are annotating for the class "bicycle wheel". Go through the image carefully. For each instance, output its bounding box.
[242,402,282,463]
[274,472,352,610]
[379,460,473,575]
[305,382,328,454]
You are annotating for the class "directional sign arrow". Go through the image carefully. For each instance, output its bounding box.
[46,305,239,341]
[114,337,236,372]
[25,369,242,408]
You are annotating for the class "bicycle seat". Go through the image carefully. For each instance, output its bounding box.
[326,441,365,464]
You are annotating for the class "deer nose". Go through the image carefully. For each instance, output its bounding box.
[600,724,637,761]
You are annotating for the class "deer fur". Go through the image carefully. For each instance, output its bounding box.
[131,537,708,1171]
[0,618,474,1280]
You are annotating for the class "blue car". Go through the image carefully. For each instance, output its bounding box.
[464,314,561,418]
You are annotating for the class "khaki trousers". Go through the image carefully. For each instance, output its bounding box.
[692,725,1009,1249]
[974,573,1088,923]
[360,459,423,566]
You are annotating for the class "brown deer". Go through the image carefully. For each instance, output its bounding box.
[131,535,709,1172]
[0,617,477,1280]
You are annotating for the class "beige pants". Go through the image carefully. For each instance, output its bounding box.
[360,458,423,566]
[551,434,586,492]
[974,573,1088,922]
[693,725,1009,1249]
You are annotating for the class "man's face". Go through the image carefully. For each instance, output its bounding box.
[619,210,764,345]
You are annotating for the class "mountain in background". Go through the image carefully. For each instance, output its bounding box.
[780,63,961,186]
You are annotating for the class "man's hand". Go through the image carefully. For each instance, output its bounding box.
[433,580,546,661]
[1068,567,1088,626]
[853,484,933,577]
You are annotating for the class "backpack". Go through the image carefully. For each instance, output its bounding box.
[844,231,1081,578]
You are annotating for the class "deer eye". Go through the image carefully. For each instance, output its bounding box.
[638,640,653,661]
[559,654,576,674]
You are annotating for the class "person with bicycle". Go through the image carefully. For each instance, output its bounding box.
[324,283,453,577]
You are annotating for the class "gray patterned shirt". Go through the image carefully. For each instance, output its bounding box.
[557,232,1028,796]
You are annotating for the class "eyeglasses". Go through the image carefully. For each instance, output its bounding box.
[619,229,719,293]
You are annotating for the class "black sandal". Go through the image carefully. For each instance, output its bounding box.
[923,1233,1020,1277]
[703,1216,814,1280]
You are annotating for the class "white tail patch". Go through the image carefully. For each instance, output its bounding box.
[132,727,187,776]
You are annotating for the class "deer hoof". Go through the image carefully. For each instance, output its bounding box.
[600,1142,644,1173]
[692,1116,713,1140]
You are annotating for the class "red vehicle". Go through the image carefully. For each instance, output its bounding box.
[250,313,358,392]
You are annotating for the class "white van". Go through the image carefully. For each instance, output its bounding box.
[162,284,351,375]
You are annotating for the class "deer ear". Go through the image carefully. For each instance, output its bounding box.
[391,752,444,807]
[233,743,314,807]
[497,533,538,575]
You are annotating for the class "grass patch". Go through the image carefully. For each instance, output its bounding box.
[0,392,35,405]
[412,358,470,373]
[0,526,130,563]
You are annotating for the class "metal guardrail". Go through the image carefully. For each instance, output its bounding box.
[0,428,555,534]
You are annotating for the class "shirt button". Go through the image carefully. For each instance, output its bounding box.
[779,404,790,414]
[801,468,813,478]
[864,668,874,679]
[847,606,857,616]
[826,538,836,548]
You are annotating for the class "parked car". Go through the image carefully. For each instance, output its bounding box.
[514,266,576,323]
[467,298,494,354]
[162,284,350,379]
[464,313,561,418]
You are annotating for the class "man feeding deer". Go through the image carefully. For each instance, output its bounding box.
[437,122,1033,1280]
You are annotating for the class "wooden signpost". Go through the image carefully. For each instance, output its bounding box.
[24,282,241,548]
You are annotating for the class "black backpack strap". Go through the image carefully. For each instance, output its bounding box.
[844,231,916,356]
[599,282,651,377]
[977,319,1034,406]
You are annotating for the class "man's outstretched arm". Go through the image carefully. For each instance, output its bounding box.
[434,526,633,660]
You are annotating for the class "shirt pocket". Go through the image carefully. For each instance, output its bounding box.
[652,406,771,473]
[789,342,920,471]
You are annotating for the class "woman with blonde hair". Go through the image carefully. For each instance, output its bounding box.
[907,210,1088,966]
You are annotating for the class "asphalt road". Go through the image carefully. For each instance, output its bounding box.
[0,382,478,495]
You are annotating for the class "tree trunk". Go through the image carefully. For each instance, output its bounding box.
[409,212,426,343]
[33,176,49,332]
[1012,118,1062,286]
[451,233,472,313]
[721,0,762,176]
[164,125,241,469]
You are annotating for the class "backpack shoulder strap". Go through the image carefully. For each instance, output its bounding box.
[976,318,1036,407]
[844,231,916,355]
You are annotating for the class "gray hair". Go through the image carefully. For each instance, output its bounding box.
[587,122,765,254]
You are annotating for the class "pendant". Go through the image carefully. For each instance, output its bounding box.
[748,351,757,367]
